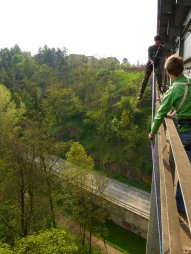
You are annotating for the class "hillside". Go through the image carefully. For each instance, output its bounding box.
[0,45,152,183]
[0,45,149,253]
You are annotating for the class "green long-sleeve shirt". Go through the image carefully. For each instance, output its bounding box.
[151,74,191,134]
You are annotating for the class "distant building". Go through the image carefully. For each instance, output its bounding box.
[123,66,145,73]
[22,51,32,57]
[66,54,88,65]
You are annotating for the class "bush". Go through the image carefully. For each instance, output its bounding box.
[13,229,79,254]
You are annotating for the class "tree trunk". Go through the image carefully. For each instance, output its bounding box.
[46,173,56,228]
[26,188,34,233]
[42,157,56,228]
[103,239,109,254]
[82,226,86,247]
[20,171,27,236]
[89,230,92,254]
[88,192,93,254]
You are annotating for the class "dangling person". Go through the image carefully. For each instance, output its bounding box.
[138,35,169,100]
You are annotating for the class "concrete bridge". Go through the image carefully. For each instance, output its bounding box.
[146,1,191,253]
[51,157,150,239]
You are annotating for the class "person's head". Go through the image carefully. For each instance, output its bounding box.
[164,55,184,79]
[154,35,161,45]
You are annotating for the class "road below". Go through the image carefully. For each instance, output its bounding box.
[104,178,150,216]
[52,157,151,217]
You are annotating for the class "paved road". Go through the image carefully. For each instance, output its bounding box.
[51,156,151,217]
[104,178,150,216]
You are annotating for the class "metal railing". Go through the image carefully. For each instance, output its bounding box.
[38,154,150,226]
[146,92,191,253]
[50,158,149,219]
[83,184,149,219]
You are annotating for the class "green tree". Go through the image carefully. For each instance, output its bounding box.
[43,87,83,138]
[0,84,25,151]
[32,64,57,89]
[0,242,12,254]
[121,58,131,66]
[0,117,68,242]
[64,143,109,253]
[66,142,94,171]
[13,228,79,254]
[35,45,67,69]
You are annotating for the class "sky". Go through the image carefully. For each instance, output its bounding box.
[0,0,157,64]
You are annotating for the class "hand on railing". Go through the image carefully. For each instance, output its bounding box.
[149,132,155,141]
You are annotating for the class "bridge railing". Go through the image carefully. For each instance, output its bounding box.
[146,93,191,254]
[52,161,149,219]
[83,184,149,219]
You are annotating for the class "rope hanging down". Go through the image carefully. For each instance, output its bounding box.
[151,63,163,254]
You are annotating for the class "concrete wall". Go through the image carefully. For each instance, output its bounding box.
[103,199,149,239]
[92,189,149,239]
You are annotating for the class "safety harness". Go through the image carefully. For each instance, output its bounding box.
[170,78,191,116]
[170,78,191,151]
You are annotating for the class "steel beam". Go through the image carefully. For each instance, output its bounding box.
[177,0,191,6]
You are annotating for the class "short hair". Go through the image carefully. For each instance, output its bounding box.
[164,55,184,76]
[154,35,161,41]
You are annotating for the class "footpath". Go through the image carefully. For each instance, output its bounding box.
[56,214,124,254]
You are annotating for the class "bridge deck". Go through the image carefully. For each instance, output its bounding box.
[104,179,150,217]
[52,157,150,219]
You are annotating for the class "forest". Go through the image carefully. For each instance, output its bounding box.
[0,45,151,253]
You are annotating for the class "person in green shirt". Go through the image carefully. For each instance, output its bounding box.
[149,54,191,213]
[138,35,170,100]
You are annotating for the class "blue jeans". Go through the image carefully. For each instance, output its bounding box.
[176,131,191,213]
